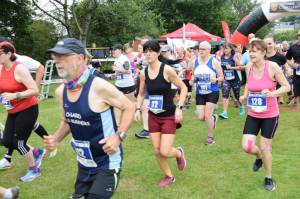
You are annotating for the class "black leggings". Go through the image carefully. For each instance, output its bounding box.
[2,105,38,155]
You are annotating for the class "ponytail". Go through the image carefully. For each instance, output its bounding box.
[158,54,182,66]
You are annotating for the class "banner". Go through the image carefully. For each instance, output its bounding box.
[221,21,231,43]
[270,1,300,12]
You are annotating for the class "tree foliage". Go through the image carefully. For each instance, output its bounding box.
[26,20,58,63]
[76,0,165,47]
[0,0,32,53]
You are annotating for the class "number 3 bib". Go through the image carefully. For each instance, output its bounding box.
[247,92,267,113]
[70,139,97,168]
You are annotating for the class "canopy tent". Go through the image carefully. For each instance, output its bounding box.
[159,23,222,43]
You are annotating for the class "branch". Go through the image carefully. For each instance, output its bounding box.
[51,0,64,7]
[32,0,68,28]
[72,0,83,34]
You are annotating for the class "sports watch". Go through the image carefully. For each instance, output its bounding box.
[116,131,127,142]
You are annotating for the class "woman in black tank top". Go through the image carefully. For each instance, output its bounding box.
[134,40,188,187]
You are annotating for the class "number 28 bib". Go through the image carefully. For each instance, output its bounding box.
[247,92,267,113]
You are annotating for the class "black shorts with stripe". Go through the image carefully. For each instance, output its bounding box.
[243,115,279,139]
[71,167,121,199]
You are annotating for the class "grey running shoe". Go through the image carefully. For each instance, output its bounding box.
[264,178,276,191]
[135,129,149,139]
[253,158,263,172]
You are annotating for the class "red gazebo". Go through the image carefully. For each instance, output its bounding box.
[159,23,221,42]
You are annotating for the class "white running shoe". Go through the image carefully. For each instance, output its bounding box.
[0,158,12,170]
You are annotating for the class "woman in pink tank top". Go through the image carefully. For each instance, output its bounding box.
[239,39,290,191]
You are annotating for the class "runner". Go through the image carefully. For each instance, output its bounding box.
[135,37,151,139]
[135,40,187,187]
[219,43,245,119]
[239,39,290,191]
[264,35,288,104]
[286,30,300,108]
[0,41,43,182]
[112,43,135,125]
[191,41,223,145]
[44,38,134,198]
[0,186,19,199]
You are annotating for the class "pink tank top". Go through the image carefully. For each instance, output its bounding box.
[247,61,279,118]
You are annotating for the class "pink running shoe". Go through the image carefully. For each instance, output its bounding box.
[176,147,186,171]
[159,176,176,187]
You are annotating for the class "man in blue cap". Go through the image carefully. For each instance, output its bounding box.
[44,38,135,199]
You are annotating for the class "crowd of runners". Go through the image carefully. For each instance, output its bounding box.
[0,28,300,198]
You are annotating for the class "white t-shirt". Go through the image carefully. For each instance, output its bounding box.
[16,54,41,72]
[113,54,135,88]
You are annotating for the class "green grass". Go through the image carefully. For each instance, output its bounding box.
[0,86,300,199]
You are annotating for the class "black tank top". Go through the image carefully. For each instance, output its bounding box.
[145,63,175,116]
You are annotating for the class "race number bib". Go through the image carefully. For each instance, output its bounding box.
[0,96,13,110]
[116,73,124,80]
[224,70,235,80]
[148,95,164,114]
[70,139,97,168]
[196,82,212,95]
[296,66,300,76]
[196,74,211,82]
[247,93,267,113]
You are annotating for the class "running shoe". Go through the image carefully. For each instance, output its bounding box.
[264,178,276,191]
[10,186,20,199]
[213,114,218,129]
[253,158,263,172]
[19,167,41,182]
[0,158,12,170]
[205,137,215,145]
[33,148,45,167]
[159,176,176,187]
[135,129,149,139]
[176,147,186,171]
[239,106,245,116]
[219,112,228,119]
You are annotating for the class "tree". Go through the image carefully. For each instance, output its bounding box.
[82,0,165,47]
[32,0,97,45]
[26,20,58,63]
[0,0,33,53]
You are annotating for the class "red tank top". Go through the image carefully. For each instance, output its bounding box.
[0,62,38,114]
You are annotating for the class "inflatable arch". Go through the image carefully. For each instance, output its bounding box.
[231,0,300,46]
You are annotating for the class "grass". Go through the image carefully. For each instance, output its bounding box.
[0,85,300,199]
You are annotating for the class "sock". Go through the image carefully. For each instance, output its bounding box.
[30,165,40,172]
[265,176,272,179]
[208,133,214,138]
[4,154,12,163]
[33,123,49,138]
[3,189,13,199]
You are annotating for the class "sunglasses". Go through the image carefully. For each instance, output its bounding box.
[298,34,300,37]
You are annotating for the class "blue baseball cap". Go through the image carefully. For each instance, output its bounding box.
[48,38,85,55]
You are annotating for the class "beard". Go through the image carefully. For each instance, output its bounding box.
[56,63,77,80]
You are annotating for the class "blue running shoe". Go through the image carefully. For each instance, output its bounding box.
[239,106,245,116]
[20,167,41,182]
[219,112,228,119]
[33,148,45,167]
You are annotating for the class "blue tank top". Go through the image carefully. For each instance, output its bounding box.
[63,75,122,173]
[194,56,219,92]
[221,55,239,82]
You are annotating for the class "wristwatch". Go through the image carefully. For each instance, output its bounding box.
[116,131,127,142]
